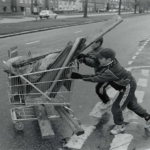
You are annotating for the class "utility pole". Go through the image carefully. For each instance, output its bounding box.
[118,0,122,15]
[84,0,88,18]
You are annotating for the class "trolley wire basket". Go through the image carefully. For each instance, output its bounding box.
[7,63,77,106]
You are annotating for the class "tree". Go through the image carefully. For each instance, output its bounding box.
[118,0,122,15]
[106,2,110,11]
[84,0,88,18]
[93,0,97,12]
[134,0,138,14]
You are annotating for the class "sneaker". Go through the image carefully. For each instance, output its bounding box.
[100,101,113,110]
[145,115,150,128]
[110,124,125,135]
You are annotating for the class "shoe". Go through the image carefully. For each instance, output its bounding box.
[145,115,150,128]
[110,124,125,135]
[100,101,113,110]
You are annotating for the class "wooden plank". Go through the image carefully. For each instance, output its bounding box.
[55,106,84,136]
[82,15,123,53]
[46,38,86,97]
[35,105,55,139]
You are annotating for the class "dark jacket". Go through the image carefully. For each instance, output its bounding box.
[83,58,132,87]
[84,47,103,73]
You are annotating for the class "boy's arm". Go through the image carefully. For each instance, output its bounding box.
[82,69,119,83]
[84,57,99,68]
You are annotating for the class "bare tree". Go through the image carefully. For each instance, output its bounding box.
[118,0,122,15]
[84,0,88,18]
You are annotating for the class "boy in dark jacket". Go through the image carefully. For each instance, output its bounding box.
[72,48,150,135]
[78,36,110,110]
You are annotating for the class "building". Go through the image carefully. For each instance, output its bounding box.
[0,0,12,13]
[58,0,76,11]
[82,0,109,12]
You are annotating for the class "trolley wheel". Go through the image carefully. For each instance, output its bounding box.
[14,122,24,131]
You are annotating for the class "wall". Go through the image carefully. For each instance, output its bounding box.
[0,0,12,13]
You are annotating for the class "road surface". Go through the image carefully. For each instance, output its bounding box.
[0,14,150,150]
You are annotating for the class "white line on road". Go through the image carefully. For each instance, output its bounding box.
[64,125,95,149]
[107,87,118,98]
[137,78,148,87]
[89,102,108,118]
[132,56,137,60]
[26,41,40,45]
[135,52,139,55]
[128,61,133,65]
[138,48,143,51]
[141,69,150,76]
[74,31,82,33]
[135,90,145,103]
[109,134,133,150]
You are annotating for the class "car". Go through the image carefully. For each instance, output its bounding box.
[39,10,57,19]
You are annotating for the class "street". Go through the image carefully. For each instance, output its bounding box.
[0,14,150,150]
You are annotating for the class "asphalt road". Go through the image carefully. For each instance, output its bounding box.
[0,14,150,150]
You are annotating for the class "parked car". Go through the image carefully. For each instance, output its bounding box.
[39,10,57,19]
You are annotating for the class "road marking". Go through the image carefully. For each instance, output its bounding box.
[123,109,139,122]
[135,52,139,55]
[64,125,95,149]
[89,102,108,118]
[109,134,133,150]
[126,65,150,70]
[135,90,145,103]
[128,61,133,65]
[138,48,143,51]
[26,41,40,45]
[74,31,82,33]
[141,69,150,76]
[137,78,148,87]
[107,87,118,98]
[132,56,136,60]
[141,46,145,49]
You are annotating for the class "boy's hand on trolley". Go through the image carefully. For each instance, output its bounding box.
[76,53,87,63]
[71,72,83,79]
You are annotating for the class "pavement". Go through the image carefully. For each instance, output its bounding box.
[63,36,150,149]
[0,12,132,24]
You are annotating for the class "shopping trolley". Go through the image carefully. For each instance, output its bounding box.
[7,63,77,131]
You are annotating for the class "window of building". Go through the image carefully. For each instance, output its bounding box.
[28,0,31,3]
[20,6,25,12]
[20,0,23,3]
[3,7,6,12]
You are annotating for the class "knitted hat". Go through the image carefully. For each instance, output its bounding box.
[95,48,116,59]
[96,36,103,46]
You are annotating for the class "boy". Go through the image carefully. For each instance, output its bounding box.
[72,48,150,135]
[78,36,110,110]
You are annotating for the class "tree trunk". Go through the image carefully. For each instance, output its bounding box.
[118,0,122,15]
[84,0,88,18]
[134,0,137,14]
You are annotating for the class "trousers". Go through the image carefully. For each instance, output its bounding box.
[95,77,149,125]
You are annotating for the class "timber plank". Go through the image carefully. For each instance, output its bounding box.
[35,105,55,139]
